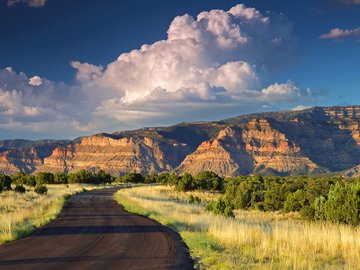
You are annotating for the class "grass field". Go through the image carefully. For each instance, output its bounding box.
[115,185,360,270]
[0,184,102,244]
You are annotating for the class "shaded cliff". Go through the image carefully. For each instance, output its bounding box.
[0,140,70,174]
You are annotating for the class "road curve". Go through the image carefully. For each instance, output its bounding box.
[0,188,193,270]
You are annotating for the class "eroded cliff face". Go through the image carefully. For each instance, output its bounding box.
[38,133,193,174]
[176,127,254,176]
[0,149,43,175]
[177,119,320,176]
[2,105,360,176]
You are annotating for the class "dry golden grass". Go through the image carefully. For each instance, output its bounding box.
[116,185,360,270]
[0,184,100,244]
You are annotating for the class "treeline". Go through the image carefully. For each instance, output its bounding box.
[0,170,114,195]
[1,170,359,225]
[118,172,359,225]
[212,175,360,226]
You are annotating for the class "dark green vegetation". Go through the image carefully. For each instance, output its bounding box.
[115,171,360,226]
[0,170,359,226]
[0,174,12,191]
[0,169,114,195]
[220,175,360,226]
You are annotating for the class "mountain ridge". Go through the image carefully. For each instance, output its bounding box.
[1,105,360,176]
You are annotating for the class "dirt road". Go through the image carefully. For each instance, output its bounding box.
[0,188,193,270]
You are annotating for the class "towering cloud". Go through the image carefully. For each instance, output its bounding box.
[74,4,309,123]
[0,4,314,138]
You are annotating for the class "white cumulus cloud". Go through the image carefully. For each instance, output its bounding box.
[29,76,42,86]
[0,4,318,139]
[320,27,360,40]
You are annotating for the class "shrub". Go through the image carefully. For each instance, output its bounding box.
[68,170,94,184]
[223,175,265,210]
[96,170,112,184]
[121,173,145,183]
[263,181,285,211]
[36,172,54,185]
[300,205,315,220]
[54,172,68,184]
[176,173,195,192]
[283,189,306,213]
[14,184,26,193]
[25,175,37,186]
[10,172,27,185]
[0,174,12,191]
[194,171,224,191]
[206,198,235,218]
[144,174,159,183]
[321,182,360,226]
[35,185,48,195]
[188,194,201,204]
[313,195,326,221]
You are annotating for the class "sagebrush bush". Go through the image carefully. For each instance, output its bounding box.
[14,184,26,193]
[35,185,48,195]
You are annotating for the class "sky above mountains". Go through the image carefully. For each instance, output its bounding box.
[0,0,359,139]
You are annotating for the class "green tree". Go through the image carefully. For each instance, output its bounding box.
[322,182,360,225]
[263,179,285,211]
[36,172,54,185]
[313,195,326,221]
[0,174,12,191]
[68,170,94,184]
[54,172,68,184]
[144,174,158,183]
[35,184,48,195]
[206,198,234,218]
[14,184,26,193]
[11,172,27,185]
[25,175,37,186]
[194,171,223,191]
[283,189,306,213]
[96,170,112,184]
[176,173,195,192]
[122,173,145,183]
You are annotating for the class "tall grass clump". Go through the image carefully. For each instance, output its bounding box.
[115,185,360,270]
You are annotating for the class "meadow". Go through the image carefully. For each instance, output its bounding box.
[0,184,100,244]
[115,185,360,270]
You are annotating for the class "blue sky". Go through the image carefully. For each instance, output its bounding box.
[0,0,359,139]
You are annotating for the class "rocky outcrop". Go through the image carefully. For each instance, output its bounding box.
[0,140,69,175]
[0,149,43,175]
[2,105,360,176]
[177,119,320,176]
[176,127,254,176]
[344,164,360,178]
[37,133,193,175]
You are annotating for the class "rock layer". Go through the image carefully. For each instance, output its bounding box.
[38,133,193,174]
[177,120,320,176]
